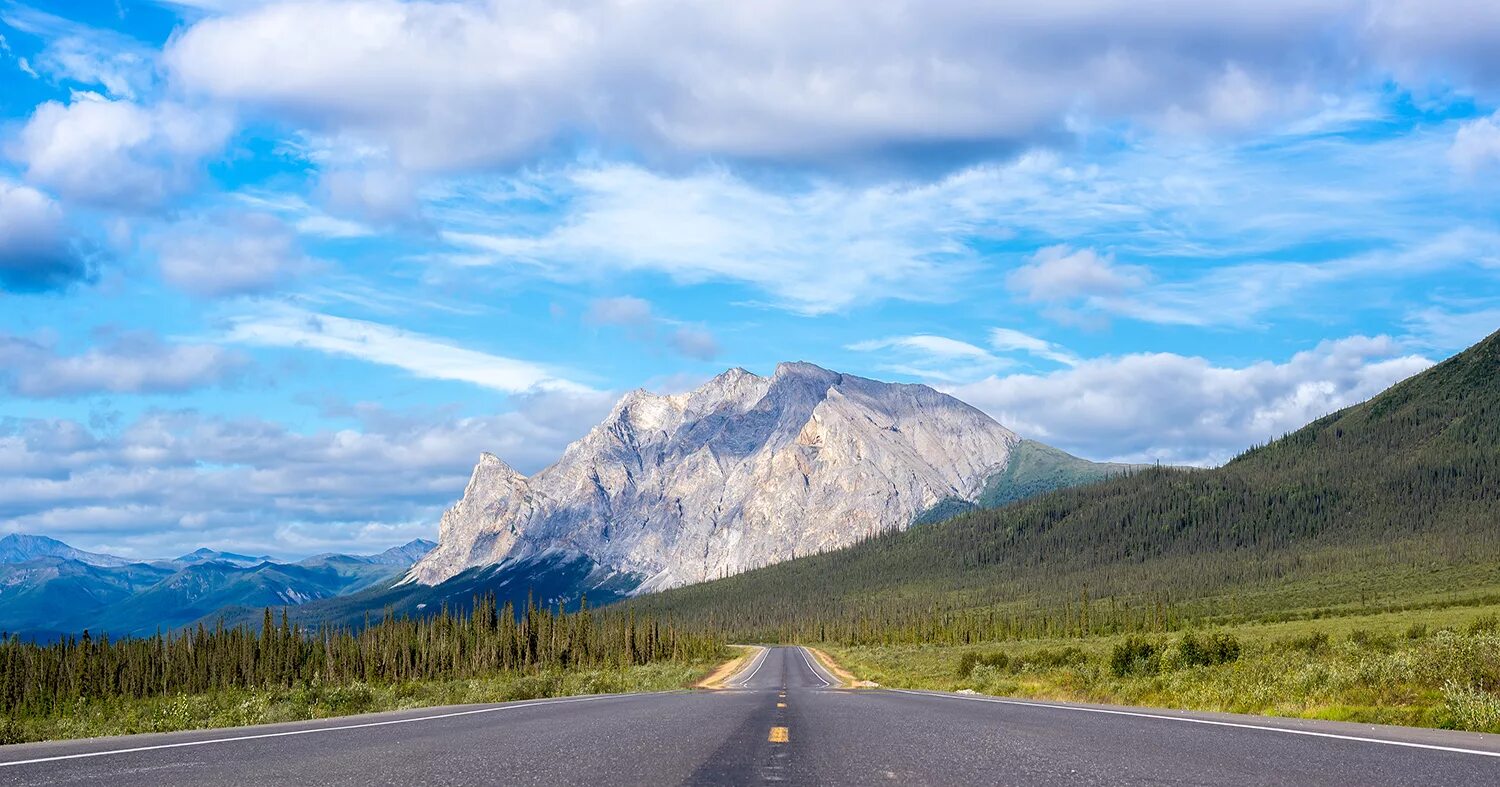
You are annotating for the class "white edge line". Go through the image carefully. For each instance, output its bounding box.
[889,689,1500,760]
[0,693,637,769]
[732,646,770,688]
[797,647,832,688]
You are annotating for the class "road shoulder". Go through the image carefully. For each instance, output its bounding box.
[698,645,765,689]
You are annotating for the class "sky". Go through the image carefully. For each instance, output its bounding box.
[1,0,1498,560]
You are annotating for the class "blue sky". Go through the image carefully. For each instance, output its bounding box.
[1,0,1498,559]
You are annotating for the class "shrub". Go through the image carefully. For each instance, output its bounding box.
[1026,646,1087,669]
[1443,680,1500,733]
[1468,615,1500,634]
[1111,636,1161,677]
[1177,631,1242,667]
[958,651,1012,677]
[1405,623,1428,640]
[1283,631,1330,654]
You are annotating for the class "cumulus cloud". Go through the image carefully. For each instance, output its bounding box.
[0,179,92,292]
[584,296,720,361]
[224,306,591,393]
[1007,246,1150,303]
[0,392,615,558]
[159,0,1500,172]
[0,330,246,398]
[153,212,315,296]
[1449,112,1500,174]
[10,94,232,208]
[319,166,421,224]
[950,335,1433,466]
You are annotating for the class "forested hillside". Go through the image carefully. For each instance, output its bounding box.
[628,330,1500,643]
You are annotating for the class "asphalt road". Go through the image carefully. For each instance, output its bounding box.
[2,646,1498,785]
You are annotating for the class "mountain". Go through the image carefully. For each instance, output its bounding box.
[301,539,440,567]
[409,362,1132,595]
[0,534,133,568]
[0,537,437,639]
[172,548,274,568]
[628,330,1500,639]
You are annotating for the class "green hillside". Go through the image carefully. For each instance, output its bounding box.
[629,330,1500,642]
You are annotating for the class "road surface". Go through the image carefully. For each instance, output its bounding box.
[2,646,1497,785]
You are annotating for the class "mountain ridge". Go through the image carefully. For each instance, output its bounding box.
[625,330,1500,639]
[408,361,1127,593]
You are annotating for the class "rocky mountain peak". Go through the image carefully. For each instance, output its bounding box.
[408,363,1024,590]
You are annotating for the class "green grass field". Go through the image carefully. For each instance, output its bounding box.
[823,603,1500,733]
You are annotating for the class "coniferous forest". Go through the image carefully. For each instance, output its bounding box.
[0,596,718,722]
[626,329,1500,645]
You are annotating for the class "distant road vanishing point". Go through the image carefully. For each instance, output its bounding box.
[1,647,1497,786]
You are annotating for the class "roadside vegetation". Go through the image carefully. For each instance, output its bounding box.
[0,596,723,744]
[823,606,1500,734]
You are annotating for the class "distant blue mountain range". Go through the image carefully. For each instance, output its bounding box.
[0,534,436,640]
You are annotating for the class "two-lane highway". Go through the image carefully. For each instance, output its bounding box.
[2,646,1498,785]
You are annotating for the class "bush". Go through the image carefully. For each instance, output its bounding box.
[1443,680,1500,733]
[1283,631,1330,654]
[1175,631,1241,668]
[1111,636,1161,677]
[1468,615,1500,634]
[959,647,1086,677]
[1405,623,1429,640]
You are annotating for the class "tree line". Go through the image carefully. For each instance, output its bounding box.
[0,594,719,718]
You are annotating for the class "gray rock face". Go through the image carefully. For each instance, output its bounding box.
[406,362,1019,591]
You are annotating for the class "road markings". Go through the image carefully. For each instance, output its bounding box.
[0,693,637,769]
[768,726,790,743]
[889,690,1500,760]
[797,647,832,687]
[777,702,787,708]
[730,646,771,688]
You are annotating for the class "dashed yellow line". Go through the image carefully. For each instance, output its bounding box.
[777,702,786,708]
[768,726,789,743]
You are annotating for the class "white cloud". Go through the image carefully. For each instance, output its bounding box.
[950,335,1433,466]
[0,393,616,557]
[223,306,591,393]
[1007,245,1150,303]
[0,179,91,292]
[848,335,995,361]
[0,5,154,99]
[0,330,246,398]
[10,95,233,208]
[1449,112,1500,174]
[153,212,315,296]
[161,0,1500,171]
[441,163,975,314]
[988,327,1080,367]
[846,334,1009,383]
[1404,305,1500,351]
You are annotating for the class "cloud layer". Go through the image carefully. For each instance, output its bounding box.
[952,335,1433,465]
[158,0,1500,172]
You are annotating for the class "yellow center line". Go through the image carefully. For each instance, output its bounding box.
[768,726,789,743]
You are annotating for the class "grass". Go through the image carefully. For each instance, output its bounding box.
[0,659,722,745]
[821,604,1500,734]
